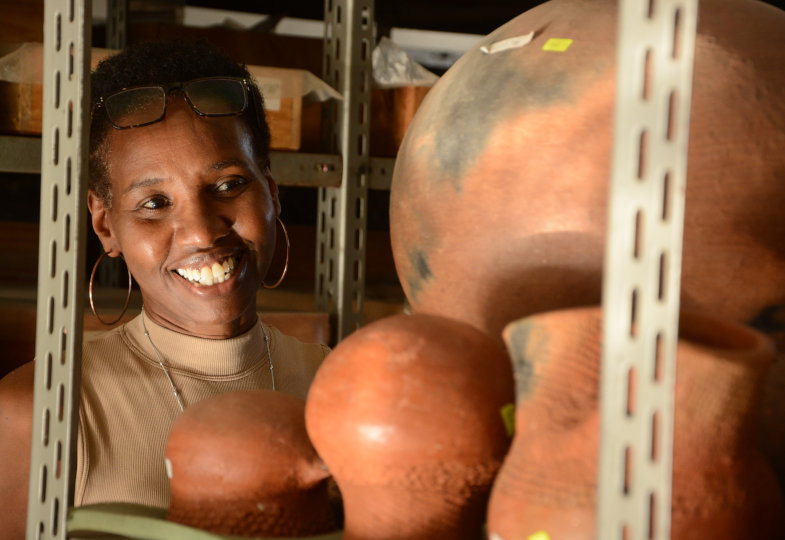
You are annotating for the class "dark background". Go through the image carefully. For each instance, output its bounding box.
[185,0,785,35]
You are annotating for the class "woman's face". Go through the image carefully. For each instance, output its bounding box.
[88,99,279,338]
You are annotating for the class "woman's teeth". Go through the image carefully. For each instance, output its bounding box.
[176,256,236,286]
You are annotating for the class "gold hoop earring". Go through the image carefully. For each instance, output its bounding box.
[263,216,290,289]
[89,252,133,325]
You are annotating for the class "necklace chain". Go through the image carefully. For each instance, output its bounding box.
[141,309,275,412]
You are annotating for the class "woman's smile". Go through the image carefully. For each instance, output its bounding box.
[175,254,238,286]
[169,250,249,296]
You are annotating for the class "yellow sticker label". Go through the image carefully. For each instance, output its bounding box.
[542,38,574,52]
[500,403,516,437]
[528,532,551,540]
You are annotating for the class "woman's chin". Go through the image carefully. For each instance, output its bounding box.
[147,304,258,339]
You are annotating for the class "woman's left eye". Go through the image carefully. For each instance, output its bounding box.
[215,177,248,194]
[140,196,170,210]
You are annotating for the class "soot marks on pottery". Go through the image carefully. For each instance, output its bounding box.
[505,321,541,402]
[414,250,433,281]
[405,249,434,302]
[421,35,574,191]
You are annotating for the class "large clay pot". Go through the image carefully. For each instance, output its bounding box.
[486,306,784,539]
[389,0,785,350]
[305,313,515,540]
[165,389,336,537]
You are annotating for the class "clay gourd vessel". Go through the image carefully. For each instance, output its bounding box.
[486,306,784,539]
[165,389,336,537]
[389,0,785,351]
[305,313,515,540]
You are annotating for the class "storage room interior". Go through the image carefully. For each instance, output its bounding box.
[1,0,785,539]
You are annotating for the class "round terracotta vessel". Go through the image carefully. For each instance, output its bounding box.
[305,313,515,540]
[486,306,785,539]
[389,0,785,349]
[165,389,336,537]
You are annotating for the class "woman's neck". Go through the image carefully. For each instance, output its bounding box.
[141,304,259,340]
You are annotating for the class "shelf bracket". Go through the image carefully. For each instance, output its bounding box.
[316,0,374,343]
[106,0,128,50]
[597,1,698,538]
[26,1,92,538]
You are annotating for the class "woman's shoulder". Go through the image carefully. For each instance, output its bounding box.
[0,361,34,462]
[0,361,33,540]
[0,360,34,413]
[0,362,34,452]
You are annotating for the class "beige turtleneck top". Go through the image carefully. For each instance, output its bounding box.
[75,312,329,509]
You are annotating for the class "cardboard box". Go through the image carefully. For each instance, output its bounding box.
[248,65,306,151]
[370,85,431,157]
[0,80,42,135]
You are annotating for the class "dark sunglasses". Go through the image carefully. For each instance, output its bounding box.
[94,77,251,130]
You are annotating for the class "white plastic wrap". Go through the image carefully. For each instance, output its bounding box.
[372,36,438,89]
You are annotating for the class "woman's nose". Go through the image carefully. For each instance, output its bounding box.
[172,198,231,248]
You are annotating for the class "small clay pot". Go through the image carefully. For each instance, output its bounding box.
[486,306,785,539]
[305,313,515,540]
[165,389,336,537]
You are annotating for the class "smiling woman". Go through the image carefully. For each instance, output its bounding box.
[0,40,330,539]
[90,79,277,339]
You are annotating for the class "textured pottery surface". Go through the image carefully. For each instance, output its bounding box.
[389,0,785,350]
[165,389,336,537]
[486,306,785,539]
[305,313,515,540]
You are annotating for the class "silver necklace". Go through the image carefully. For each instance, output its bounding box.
[141,309,275,412]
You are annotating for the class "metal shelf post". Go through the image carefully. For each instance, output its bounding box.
[598,0,698,538]
[26,0,92,538]
[106,0,128,49]
[315,0,374,343]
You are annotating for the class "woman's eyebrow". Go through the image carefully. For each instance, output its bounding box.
[209,159,246,171]
[125,177,164,194]
[122,160,249,194]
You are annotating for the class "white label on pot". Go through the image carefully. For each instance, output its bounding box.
[481,32,535,54]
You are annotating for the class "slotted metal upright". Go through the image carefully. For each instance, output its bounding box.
[21,0,700,538]
[315,0,374,343]
[26,0,92,538]
[597,0,698,539]
[105,0,128,49]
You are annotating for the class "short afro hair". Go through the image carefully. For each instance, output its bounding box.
[89,39,271,206]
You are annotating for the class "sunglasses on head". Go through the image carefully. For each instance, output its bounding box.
[94,76,252,130]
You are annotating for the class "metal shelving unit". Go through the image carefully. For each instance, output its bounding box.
[0,135,43,174]
[15,0,698,538]
[315,0,374,341]
[26,1,92,537]
[598,1,697,538]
